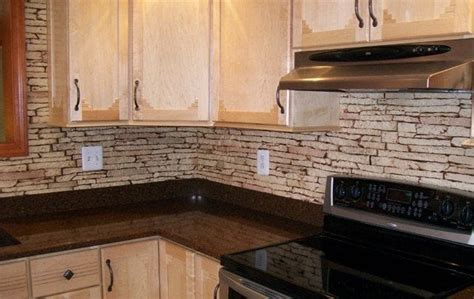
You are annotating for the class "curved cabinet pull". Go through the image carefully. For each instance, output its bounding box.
[133,80,140,111]
[354,0,364,28]
[73,79,80,111]
[106,259,114,292]
[276,86,285,114]
[213,283,220,299]
[368,0,378,27]
[63,269,74,280]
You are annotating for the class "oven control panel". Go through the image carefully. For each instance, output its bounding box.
[331,176,473,231]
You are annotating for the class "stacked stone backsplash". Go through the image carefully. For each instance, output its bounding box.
[1,0,473,204]
[195,93,473,203]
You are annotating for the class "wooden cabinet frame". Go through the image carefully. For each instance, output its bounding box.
[0,0,28,156]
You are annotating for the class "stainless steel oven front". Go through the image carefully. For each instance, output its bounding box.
[218,269,293,299]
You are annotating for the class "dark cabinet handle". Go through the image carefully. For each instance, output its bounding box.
[133,80,140,111]
[213,283,220,299]
[63,269,74,280]
[276,86,284,114]
[73,79,80,111]
[368,0,378,27]
[106,259,114,292]
[354,0,364,28]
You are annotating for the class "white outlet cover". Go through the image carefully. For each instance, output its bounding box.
[257,149,270,176]
[82,146,103,171]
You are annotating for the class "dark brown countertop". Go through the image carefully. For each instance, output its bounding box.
[0,180,322,261]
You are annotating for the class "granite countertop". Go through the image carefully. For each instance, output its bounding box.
[0,179,322,261]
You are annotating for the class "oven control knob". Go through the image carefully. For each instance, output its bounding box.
[335,184,346,199]
[460,206,473,225]
[350,185,362,201]
[440,199,455,218]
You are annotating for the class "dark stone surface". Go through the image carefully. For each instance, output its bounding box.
[0,179,322,261]
[0,179,323,226]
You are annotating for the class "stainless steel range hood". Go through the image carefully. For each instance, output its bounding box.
[279,39,474,92]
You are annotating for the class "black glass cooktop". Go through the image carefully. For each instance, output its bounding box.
[221,234,474,299]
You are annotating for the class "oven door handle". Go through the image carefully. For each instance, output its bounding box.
[220,269,287,299]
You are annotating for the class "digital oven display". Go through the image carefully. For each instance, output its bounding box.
[387,188,412,204]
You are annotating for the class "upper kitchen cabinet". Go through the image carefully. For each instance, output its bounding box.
[293,0,370,49]
[293,0,474,49]
[131,0,211,124]
[48,0,129,126]
[212,0,291,127]
[370,0,474,42]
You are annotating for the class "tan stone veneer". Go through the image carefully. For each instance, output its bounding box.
[0,0,472,204]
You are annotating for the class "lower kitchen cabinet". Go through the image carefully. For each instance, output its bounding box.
[0,260,29,299]
[42,286,102,299]
[0,237,221,299]
[101,240,159,299]
[195,254,220,299]
[159,239,221,299]
[159,239,195,299]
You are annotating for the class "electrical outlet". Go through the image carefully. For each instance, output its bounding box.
[82,146,103,171]
[257,149,270,176]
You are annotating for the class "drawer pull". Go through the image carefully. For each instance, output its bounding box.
[63,269,74,280]
[106,259,114,292]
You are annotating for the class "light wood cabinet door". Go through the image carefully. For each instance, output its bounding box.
[42,286,102,299]
[132,0,210,122]
[101,240,159,299]
[68,0,128,122]
[293,0,370,49]
[49,0,129,124]
[214,0,291,126]
[370,0,474,42]
[159,240,195,299]
[0,260,28,299]
[195,254,220,299]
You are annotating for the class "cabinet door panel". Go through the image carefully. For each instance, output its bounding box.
[195,255,220,299]
[132,0,210,122]
[215,0,291,126]
[42,286,102,299]
[370,0,474,42]
[159,240,195,299]
[293,0,370,48]
[0,261,28,299]
[101,240,159,299]
[68,0,128,122]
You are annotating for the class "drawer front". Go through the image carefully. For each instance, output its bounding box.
[31,249,100,298]
[42,286,102,299]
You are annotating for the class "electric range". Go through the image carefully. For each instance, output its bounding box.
[219,175,474,298]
